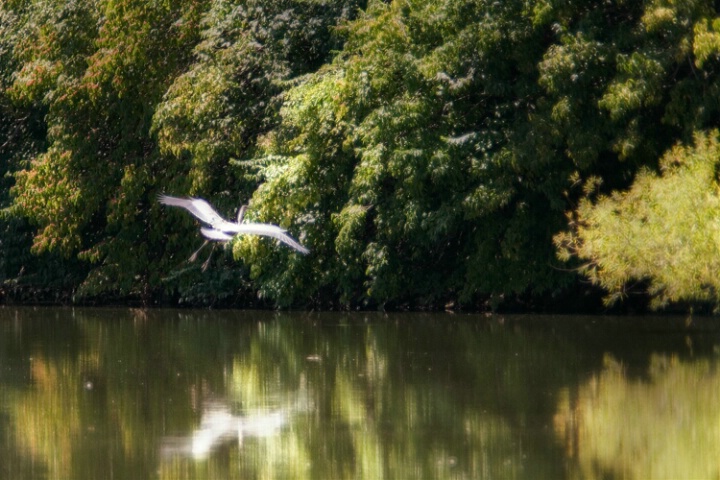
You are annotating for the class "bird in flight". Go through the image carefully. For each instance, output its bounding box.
[159,195,309,262]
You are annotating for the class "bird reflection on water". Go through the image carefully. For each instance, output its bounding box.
[161,402,288,459]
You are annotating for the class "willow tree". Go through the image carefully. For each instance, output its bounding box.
[557,132,720,308]
[553,0,720,309]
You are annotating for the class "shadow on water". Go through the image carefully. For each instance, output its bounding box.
[0,307,719,479]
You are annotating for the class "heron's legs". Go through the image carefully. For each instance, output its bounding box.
[189,240,210,263]
[201,244,217,272]
[187,240,218,271]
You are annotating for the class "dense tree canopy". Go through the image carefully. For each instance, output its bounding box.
[2,0,720,310]
[557,132,720,309]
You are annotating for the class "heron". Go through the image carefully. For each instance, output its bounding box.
[158,195,310,265]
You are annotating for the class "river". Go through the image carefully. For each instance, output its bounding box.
[0,307,718,479]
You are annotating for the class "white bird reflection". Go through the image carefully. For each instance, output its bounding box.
[162,403,288,459]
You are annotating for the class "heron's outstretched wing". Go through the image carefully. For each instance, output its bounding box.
[236,223,310,254]
[159,195,237,231]
[205,224,309,253]
[200,227,234,241]
[160,195,309,254]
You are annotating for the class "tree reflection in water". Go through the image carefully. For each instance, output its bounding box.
[554,354,720,479]
[1,309,719,479]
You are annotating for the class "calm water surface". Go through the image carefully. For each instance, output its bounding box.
[1,307,719,479]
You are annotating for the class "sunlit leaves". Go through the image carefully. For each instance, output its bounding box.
[556,131,720,308]
[5,0,207,300]
[694,17,720,67]
[242,0,570,307]
[550,0,720,309]
[4,0,720,308]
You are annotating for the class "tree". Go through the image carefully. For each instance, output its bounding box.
[554,0,720,309]
[5,0,720,310]
[2,0,362,305]
[556,131,720,308]
[152,0,364,304]
[0,1,87,301]
[238,0,593,308]
[3,0,210,301]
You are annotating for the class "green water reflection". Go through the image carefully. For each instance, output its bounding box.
[0,308,719,479]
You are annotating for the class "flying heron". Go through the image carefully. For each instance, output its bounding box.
[159,195,309,269]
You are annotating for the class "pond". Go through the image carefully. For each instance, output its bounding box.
[0,307,719,479]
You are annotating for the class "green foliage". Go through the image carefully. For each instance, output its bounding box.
[3,0,720,309]
[152,0,361,196]
[151,0,362,305]
[552,0,720,309]
[556,131,720,308]
[239,0,567,308]
[2,0,208,301]
[0,4,83,299]
[0,0,363,305]
[240,0,720,309]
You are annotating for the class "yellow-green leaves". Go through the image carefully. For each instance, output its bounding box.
[5,0,209,300]
[694,17,720,67]
[557,130,720,308]
[599,53,665,121]
[7,0,720,309]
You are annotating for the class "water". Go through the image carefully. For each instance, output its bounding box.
[0,307,719,479]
